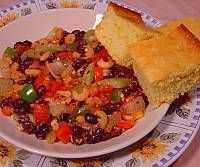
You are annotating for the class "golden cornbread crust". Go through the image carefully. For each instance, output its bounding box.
[95,2,160,67]
[130,24,200,107]
[108,2,144,25]
[156,16,200,39]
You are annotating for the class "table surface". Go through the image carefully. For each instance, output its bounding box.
[0,0,200,167]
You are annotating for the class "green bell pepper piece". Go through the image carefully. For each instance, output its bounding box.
[19,84,37,103]
[61,59,70,65]
[35,44,66,56]
[3,47,17,58]
[84,29,95,43]
[83,63,95,85]
[21,49,40,60]
[111,89,122,103]
[73,83,85,94]
[67,42,77,52]
[97,78,130,88]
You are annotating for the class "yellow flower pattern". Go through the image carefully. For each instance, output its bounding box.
[60,0,81,8]
[0,140,16,166]
[69,159,103,167]
[0,13,19,28]
[132,138,169,161]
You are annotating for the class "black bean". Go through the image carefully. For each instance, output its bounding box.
[60,113,70,122]
[13,99,28,109]
[68,117,79,126]
[76,46,86,55]
[76,39,87,55]
[72,136,84,145]
[14,41,23,49]
[0,97,13,107]
[34,123,49,140]
[19,115,35,134]
[17,80,26,85]
[26,76,36,84]
[111,126,122,137]
[109,64,136,80]
[72,126,84,137]
[72,58,90,71]
[13,100,30,114]
[17,63,28,73]
[71,126,85,145]
[14,108,27,115]
[101,103,118,115]
[87,134,101,144]
[59,39,64,45]
[78,101,85,107]
[122,82,139,97]
[94,128,104,136]
[101,132,112,141]
[34,99,48,104]
[39,61,46,66]
[78,63,89,76]
[71,30,80,36]
[94,44,105,53]
[35,132,46,140]
[37,123,49,134]
[47,54,56,63]
[84,113,98,124]
[78,38,87,46]
[23,40,32,47]
[23,58,33,66]
[76,31,85,40]
[36,85,46,97]
[63,31,69,37]
[12,56,21,64]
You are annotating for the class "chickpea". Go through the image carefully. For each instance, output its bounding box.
[64,33,76,44]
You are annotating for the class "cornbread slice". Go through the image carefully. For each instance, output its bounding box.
[156,16,200,39]
[129,24,200,107]
[95,2,160,67]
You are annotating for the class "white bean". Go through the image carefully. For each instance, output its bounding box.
[72,87,89,101]
[97,59,114,69]
[95,110,108,129]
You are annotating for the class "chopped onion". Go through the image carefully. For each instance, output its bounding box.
[0,59,10,78]
[0,78,14,96]
[47,61,66,78]
[49,104,67,117]
[121,96,146,114]
[105,112,121,131]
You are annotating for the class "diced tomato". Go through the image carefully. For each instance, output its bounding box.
[102,86,113,94]
[116,120,134,129]
[92,49,109,64]
[15,44,28,54]
[31,60,40,69]
[34,75,45,88]
[33,103,50,124]
[1,107,13,116]
[57,51,73,61]
[48,80,64,93]
[59,84,72,91]
[40,65,49,76]
[94,67,103,81]
[90,86,113,97]
[56,121,72,144]
[43,91,55,98]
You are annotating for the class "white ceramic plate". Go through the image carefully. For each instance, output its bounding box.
[0,8,169,158]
